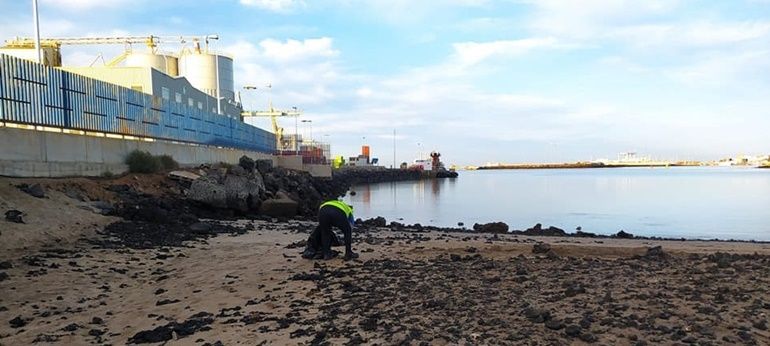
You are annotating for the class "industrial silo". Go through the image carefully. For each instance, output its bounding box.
[178,50,234,101]
[124,52,179,76]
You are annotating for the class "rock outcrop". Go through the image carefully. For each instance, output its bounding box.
[473,222,509,234]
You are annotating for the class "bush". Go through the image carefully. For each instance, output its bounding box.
[125,150,161,173]
[158,155,179,170]
[101,170,115,178]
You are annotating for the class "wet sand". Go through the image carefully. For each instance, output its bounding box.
[2,220,770,345]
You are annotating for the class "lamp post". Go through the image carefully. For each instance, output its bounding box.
[292,106,298,154]
[32,0,42,64]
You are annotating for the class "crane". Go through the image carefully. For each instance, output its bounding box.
[4,35,217,50]
[3,35,217,66]
[241,102,302,152]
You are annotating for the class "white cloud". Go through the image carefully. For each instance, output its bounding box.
[668,49,770,87]
[40,0,138,10]
[259,38,338,62]
[224,38,343,107]
[527,0,681,39]
[239,0,305,13]
[356,87,373,98]
[451,37,576,65]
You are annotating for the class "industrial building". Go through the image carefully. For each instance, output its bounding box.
[0,35,331,176]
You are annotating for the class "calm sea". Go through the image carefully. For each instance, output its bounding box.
[343,167,770,241]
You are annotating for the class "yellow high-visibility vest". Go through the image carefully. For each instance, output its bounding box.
[320,200,353,217]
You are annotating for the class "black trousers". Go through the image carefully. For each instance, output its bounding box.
[313,205,352,255]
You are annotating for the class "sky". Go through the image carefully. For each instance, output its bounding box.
[2,0,769,166]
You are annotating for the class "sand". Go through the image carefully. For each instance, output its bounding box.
[2,218,770,345]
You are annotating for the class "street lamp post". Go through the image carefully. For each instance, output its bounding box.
[32,0,42,64]
[292,106,298,155]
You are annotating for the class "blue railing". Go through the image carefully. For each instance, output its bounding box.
[0,54,275,153]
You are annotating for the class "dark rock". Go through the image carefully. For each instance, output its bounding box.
[19,183,46,198]
[156,299,181,306]
[5,209,24,223]
[129,325,173,344]
[545,318,564,330]
[565,283,586,297]
[523,307,550,323]
[362,217,387,227]
[0,272,8,282]
[579,332,597,342]
[518,224,567,236]
[90,317,104,325]
[189,222,213,234]
[457,222,464,227]
[290,272,323,281]
[259,191,298,217]
[709,252,735,268]
[575,230,597,237]
[90,201,115,215]
[472,222,509,234]
[450,254,462,262]
[614,230,634,239]
[9,316,27,328]
[33,334,59,343]
[639,246,670,260]
[61,323,81,332]
[238,156,256,172]
[0,261,12,269]
[128,312,213,344]
[255,160,273,175]
[565,324,581,337]
[88,329,105,337]
[532,243,551,254]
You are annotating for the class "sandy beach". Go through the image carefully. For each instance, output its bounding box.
[1,169,770,346]
[2,215,770,345]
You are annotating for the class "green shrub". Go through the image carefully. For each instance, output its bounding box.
[101,170,115,178]
[125,150,161,173]
[158,154,179,170]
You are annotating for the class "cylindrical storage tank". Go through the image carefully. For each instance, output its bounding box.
[178,52,235,101]
[125,52,178,76]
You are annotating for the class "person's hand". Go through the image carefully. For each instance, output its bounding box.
[344,251,359,261]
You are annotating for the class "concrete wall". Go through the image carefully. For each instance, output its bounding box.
[0,126,276,177]
[273,156,332,178]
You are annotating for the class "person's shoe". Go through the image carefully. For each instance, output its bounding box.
[344,251,359,261]
[323,252,335,260]
[301,248,315,259]
[312,252,324,260]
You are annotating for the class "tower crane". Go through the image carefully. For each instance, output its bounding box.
[241,102,302,152]
[3,35,217,66]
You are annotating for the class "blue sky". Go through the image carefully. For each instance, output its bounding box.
[2,0,769,165]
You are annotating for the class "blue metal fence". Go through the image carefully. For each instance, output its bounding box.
[0,54,275,153]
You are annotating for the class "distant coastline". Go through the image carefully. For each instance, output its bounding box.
[474,162,698,170]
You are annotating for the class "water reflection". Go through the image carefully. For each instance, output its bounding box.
[344,168,770,240]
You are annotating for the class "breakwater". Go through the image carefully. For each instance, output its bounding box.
[477,162,698,170]
[332,167,457,184]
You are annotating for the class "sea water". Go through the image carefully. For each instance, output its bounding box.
[344,167,770,241]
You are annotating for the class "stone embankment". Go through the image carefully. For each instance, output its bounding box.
[332,167,457,185]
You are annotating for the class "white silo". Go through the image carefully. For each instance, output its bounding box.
[178,50,235,102]
[125,52,179,76]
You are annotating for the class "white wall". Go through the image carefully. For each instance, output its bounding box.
[0,126,274,177]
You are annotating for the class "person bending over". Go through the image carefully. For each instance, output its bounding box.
[304,199,358,261]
